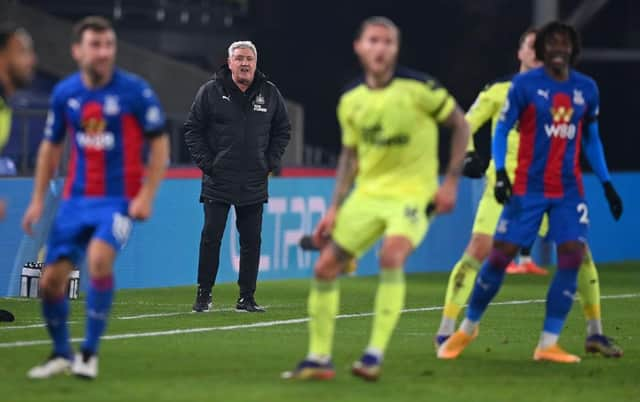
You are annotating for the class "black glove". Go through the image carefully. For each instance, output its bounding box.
[603,181,623,220]
[462,151,485,178]
[425,202,436,217]
[494,169,512,204]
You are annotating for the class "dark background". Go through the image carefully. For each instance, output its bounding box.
[17,0,640,171]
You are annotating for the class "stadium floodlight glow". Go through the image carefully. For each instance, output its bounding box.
[180,11,190,24]
[201,13,211,25]
[156,9,166,22]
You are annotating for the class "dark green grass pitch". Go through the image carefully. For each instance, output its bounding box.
[0,262,638,402]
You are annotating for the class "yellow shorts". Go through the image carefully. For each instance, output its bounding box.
[332,192,430,258]
[472,176,549,238]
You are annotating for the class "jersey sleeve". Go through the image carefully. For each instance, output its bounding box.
[585,79,600,123]
[337,95,359,147]
[420,79,456,123]
[133,80,167,138]
[465,84,499,150]
[43,87,67,144]
[492,77,527,170]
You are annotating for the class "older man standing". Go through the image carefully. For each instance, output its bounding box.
[184,41,291,313]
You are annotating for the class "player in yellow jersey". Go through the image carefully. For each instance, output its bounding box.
[434,28,622,358]
[282,17,470,382]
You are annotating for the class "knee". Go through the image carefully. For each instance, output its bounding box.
[314,251,341,281]
[39,268,67,299]
[466,234,493,261]
[487,241,518,269]
[88,254,113,278]
[379,248,407,268]
[557,242,584,270]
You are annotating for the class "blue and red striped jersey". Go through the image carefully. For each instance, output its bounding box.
[44,69,166,200]
[494,67,599,199]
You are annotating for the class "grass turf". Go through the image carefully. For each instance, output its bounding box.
[0,262,638,402]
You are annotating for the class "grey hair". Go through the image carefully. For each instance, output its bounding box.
[228,40,257,58]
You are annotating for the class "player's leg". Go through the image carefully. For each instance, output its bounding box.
[72,238,117,379]
[579,246,623,357]
[533,240,583,363]
[28,200,87,379]
[436,233,489,342]
[27,259,75,379]
[283,193,384,380]
[73,203,131,379]
[352,236,412,381]
[439,195,544,359]
[352,198,428,380]
[436,185,498,344]
[281,242,350,380]
[533,197,588,363]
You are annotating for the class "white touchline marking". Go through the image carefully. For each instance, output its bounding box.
[0,293,637,348]
[0,321,79,330]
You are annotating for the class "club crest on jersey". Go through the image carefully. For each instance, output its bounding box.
[545,93,576,140]
[77,101,115,150]
[573,89,585,105]
[104,95,120,115]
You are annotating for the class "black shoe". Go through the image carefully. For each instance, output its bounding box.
[192,287,212,312]
[235,297,265,313]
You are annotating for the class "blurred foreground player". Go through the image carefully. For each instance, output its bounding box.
[0,23,36,323]
[22,17,169,379]
[435,28,622,357]
[283,16,469,381]
[438,21,623,363]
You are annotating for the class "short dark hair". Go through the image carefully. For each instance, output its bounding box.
[355,16,401,42]
[534,21,581,66]
[0,22,22,51]
[518,27,538,47]
[72,16,113,44]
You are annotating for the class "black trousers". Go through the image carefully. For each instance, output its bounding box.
[197,200,263,298]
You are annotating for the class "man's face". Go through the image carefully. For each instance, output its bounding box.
[72,29,116,83]
[354,24,399,76]
[517,33,541,71]
[4,31,36,89]
[544,31,572,71]
[228,47,257,86]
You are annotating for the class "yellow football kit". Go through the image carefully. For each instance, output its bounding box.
[332,67,456,257]
[465,77,548,237]
[0,91,12,152]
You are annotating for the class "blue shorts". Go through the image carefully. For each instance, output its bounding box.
[45,197,133,266]
[494,194,589,247]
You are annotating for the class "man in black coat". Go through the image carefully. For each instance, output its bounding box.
[184,40,290,313]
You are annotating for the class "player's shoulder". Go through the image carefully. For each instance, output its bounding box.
[338,75,366,108]
[112,69,153,91]
[52,72,83,100]
[393,66,443,90]
[340,75,365,96]
[482,73,514,92]
[570,69,598,91]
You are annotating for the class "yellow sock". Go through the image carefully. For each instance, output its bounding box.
[308,278,339,359]
[367,268,405,355]
[577,248,602,335]
[437,253,481,335]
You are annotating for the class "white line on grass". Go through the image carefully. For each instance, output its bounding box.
[1,293,637,348]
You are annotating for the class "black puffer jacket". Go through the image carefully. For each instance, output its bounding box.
[183,65,291,205]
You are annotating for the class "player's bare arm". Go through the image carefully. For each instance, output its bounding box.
[436,105,469,213]
[312,146,358,244]
[129,134,170,221]
[22,141,63,235]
